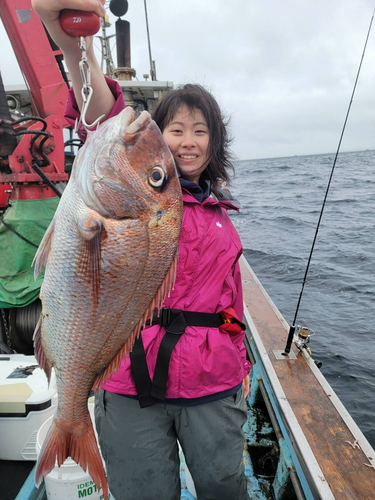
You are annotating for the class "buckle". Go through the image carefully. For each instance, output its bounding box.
[159,307,171,327]
[220,312,232,324]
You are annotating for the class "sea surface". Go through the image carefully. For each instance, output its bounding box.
[231,149,375,448]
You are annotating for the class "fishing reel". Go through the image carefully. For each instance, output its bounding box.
[293,326,322,368]
[294,326,314,351]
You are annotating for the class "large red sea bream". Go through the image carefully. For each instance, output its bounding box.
[33,108,183,499]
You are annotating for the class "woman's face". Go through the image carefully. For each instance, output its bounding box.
[162,106,210,184]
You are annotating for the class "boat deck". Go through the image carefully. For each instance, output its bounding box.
[240,257,375,499]
[1,460,35,500]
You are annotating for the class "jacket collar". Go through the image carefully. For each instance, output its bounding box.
[182,189,240,212]
[179,171,211,203]
[179,170,241,212]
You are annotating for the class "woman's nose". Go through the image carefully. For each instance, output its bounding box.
[181,135,196,147]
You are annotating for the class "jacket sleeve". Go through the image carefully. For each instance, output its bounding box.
[64,77,126,143]
[232,259,251,377]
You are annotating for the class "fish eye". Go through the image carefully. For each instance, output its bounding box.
[148,166,166,188]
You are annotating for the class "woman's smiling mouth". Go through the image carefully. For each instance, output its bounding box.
[179,154,198,160]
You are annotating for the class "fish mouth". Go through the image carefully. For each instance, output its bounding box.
[122,109,152,143]
[125,110,151,134]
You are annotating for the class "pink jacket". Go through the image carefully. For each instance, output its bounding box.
[65,79,251,399]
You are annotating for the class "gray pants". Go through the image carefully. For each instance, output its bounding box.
[95,388,248,500]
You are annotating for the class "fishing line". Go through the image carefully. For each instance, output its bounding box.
[283,7,375,354]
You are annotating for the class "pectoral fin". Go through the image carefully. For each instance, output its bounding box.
[33,218,55,279]
[77,216,102,309]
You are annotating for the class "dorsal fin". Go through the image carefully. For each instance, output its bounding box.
[91,251,179,392]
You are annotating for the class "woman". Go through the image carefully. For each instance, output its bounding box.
[32,1,251,499]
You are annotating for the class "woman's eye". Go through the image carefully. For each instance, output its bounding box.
[148,166,166,188]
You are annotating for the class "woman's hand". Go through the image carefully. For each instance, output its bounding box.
[31,0,105,58]
[31,0,106,23]
[243,375,250,399]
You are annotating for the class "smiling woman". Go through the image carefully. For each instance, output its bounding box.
[85,80,250,500]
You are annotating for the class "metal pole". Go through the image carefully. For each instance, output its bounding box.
[143,0,156,80]
[99,17,116,77]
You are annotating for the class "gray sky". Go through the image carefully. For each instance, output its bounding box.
[1,0,375,160]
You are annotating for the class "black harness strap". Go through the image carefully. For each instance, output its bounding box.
[130,308,223,408]
[151,309,187,401]
[129,335,156,408]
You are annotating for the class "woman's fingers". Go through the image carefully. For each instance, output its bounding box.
[31,1,105,22]
[31,0,104,58]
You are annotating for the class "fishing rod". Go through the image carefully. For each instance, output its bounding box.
[283,6,375,356]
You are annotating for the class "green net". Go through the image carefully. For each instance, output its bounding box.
[0,197,59,309]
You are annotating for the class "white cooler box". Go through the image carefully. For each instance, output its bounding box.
[0,354,57,461]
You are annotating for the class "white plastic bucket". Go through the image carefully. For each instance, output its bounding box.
[178,441,197,498]
[36,404,112,500]
[185,465,197,498]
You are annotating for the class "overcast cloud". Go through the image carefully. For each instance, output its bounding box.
[1,0,375,160]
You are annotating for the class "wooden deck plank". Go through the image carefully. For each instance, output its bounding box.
[240,258,375,500]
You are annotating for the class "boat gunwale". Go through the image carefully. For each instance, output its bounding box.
[240,255,375,499]
[243,299,336,499]
[241,255,375,467]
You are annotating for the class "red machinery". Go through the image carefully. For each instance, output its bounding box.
[0,0,70,205]
[0,0,72,354]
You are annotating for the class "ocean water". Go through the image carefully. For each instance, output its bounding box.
[231,150,375,448]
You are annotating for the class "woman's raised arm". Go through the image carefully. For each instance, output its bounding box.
[31,0,115,123]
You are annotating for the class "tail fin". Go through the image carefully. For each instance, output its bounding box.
[35,418,108,500]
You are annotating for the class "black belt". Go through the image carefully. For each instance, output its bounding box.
[129,308,223,408]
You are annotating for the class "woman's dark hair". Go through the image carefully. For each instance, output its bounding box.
[152,84,234,197]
